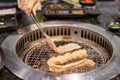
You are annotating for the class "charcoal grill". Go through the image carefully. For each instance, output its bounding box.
[1,21,120,80]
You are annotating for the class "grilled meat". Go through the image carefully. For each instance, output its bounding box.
[48,49,88,65]
[47,49,95,72]
[48,58,95,72]
[56,43,81,54]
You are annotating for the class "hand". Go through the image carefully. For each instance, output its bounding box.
[17,0,40,16]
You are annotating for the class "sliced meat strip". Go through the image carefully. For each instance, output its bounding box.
[47,49,88,65]
[56,43,81,54]
[48,58,95,72]
[47,49,95,72]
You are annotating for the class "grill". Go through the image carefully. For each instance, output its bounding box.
[16,25,111,74]
[1,21,120,80]
[23,41,107,74]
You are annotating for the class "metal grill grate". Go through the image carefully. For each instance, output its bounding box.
[15,25,112,76]
[24,41,106,74]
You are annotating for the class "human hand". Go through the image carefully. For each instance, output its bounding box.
[17,0,40,16]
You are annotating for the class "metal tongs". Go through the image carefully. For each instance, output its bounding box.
[31,13,58,52]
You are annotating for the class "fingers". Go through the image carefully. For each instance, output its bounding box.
[17,0,40,16]
[23,0,34,16]
[32,1,40,15]
[17,0,24,10]
[17,0,21,8]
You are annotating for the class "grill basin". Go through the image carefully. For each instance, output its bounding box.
[1,21,120,80]
[23,41,106,74]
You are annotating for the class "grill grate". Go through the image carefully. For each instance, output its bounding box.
[15,25,112,76]
[24,41,106,75]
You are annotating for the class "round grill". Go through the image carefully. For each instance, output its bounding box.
[2,21,120,80]
[24,41,106,74]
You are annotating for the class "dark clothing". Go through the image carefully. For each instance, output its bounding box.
[0,0,16,2]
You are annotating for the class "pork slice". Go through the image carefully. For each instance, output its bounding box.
[47,49,88,65]
[49,58,95,72]
[57,43,81,54]
[47,49,95,72]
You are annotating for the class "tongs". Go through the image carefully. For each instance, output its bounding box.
[31,13,58,52]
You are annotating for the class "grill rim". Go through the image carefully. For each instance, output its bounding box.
[1,21,120,80]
